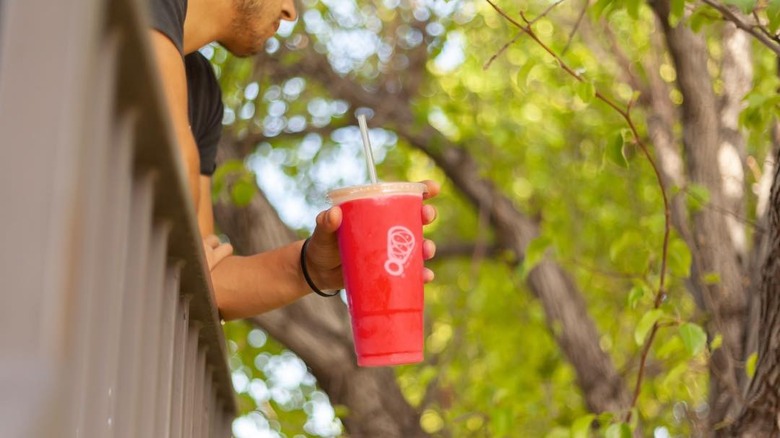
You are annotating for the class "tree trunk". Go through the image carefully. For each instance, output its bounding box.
[729,146,780,436]
[651,0,749,427]
[729,58,780,435]
[214,144,427,437]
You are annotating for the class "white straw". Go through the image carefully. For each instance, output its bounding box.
[357,114,378,184]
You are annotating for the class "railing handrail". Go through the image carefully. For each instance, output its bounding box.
[113,0,236,415]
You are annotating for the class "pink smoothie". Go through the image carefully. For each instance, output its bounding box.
[329,183,426,366]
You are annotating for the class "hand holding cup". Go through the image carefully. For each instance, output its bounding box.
[303,179,439,292]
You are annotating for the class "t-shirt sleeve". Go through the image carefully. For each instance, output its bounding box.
[148,0,187,53]
[185,52,224,176]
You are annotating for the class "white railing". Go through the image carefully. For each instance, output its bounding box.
[0,0,236,437]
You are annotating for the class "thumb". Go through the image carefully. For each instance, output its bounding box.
[316,206,342,234]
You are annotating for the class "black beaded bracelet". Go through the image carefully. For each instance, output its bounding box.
[300,238,341,297]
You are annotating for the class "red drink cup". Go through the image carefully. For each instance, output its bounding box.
[328,182,427,367]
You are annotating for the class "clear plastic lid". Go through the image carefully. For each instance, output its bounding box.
[327,182,427,205]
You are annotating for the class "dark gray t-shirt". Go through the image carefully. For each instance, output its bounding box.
[149,0,223,176]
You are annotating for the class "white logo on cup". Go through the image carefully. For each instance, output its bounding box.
[384,226,415,276]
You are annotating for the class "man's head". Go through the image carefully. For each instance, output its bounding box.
[219,0,297,56]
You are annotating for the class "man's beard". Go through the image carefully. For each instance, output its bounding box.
[228,0,264,56]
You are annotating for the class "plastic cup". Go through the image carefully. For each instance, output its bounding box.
[328,182,427,367]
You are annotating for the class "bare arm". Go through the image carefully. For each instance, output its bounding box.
[211,242,319,320]
[149,30,201,211]
[212,205,343,320]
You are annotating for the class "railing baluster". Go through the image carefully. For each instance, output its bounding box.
[183,323,202,438]
[114,174,155,438]
[95,109,136,438]
[224,408,234,438]
[169,296,191,438]
[211,400,221,438]
[202,368,213,437]
[137,222,172,436]
[70,26,119,438]
[156,265,182,437]
[193,348,207,437]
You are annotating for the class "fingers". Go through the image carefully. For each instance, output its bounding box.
[212,242,233,263]
[202,235,233,271]
[419,180,440,200]
[423,267,435,283]
[420,180,438,226]
[422,204,437,225]
[203,234,220,248]
[423,239,436,260]
[417,182,439,283]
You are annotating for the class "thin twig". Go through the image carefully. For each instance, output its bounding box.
[751,10,778,42]
[563,0,589,55]
[530,0,568,25]
[682,187,765,232]
[700,0,780,56]
[484,33,524,70]
[485,0,673,421]
[563,257,648,281]
[484,0,568,70]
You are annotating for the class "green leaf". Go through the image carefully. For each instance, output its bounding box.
[606,132,628,168]
[679,322,707,356]
[517,61,537,89]
[576,81,595,104]
[656,335,683,359]
[605,423,632,438]
[635,309,664,346]
[668,238,692,278]
[628,286,645,309]
[571,414,595,438]
[702,272,721,285]
[661,362,690,393]
[710,334,723,351]
[689,7,715,32]
[519,235,552,280]
[669,0,685,26]
[746,352,758,378]
[230,180,257,207]
[597,412,615,426]
[591,0,615,19]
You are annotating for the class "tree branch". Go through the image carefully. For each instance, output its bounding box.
[700,0,780,56]
[253,6,633,414]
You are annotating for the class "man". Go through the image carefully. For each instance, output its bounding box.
[148,0,439,320]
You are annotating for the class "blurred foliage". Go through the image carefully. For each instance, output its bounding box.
[207,0,779,436]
